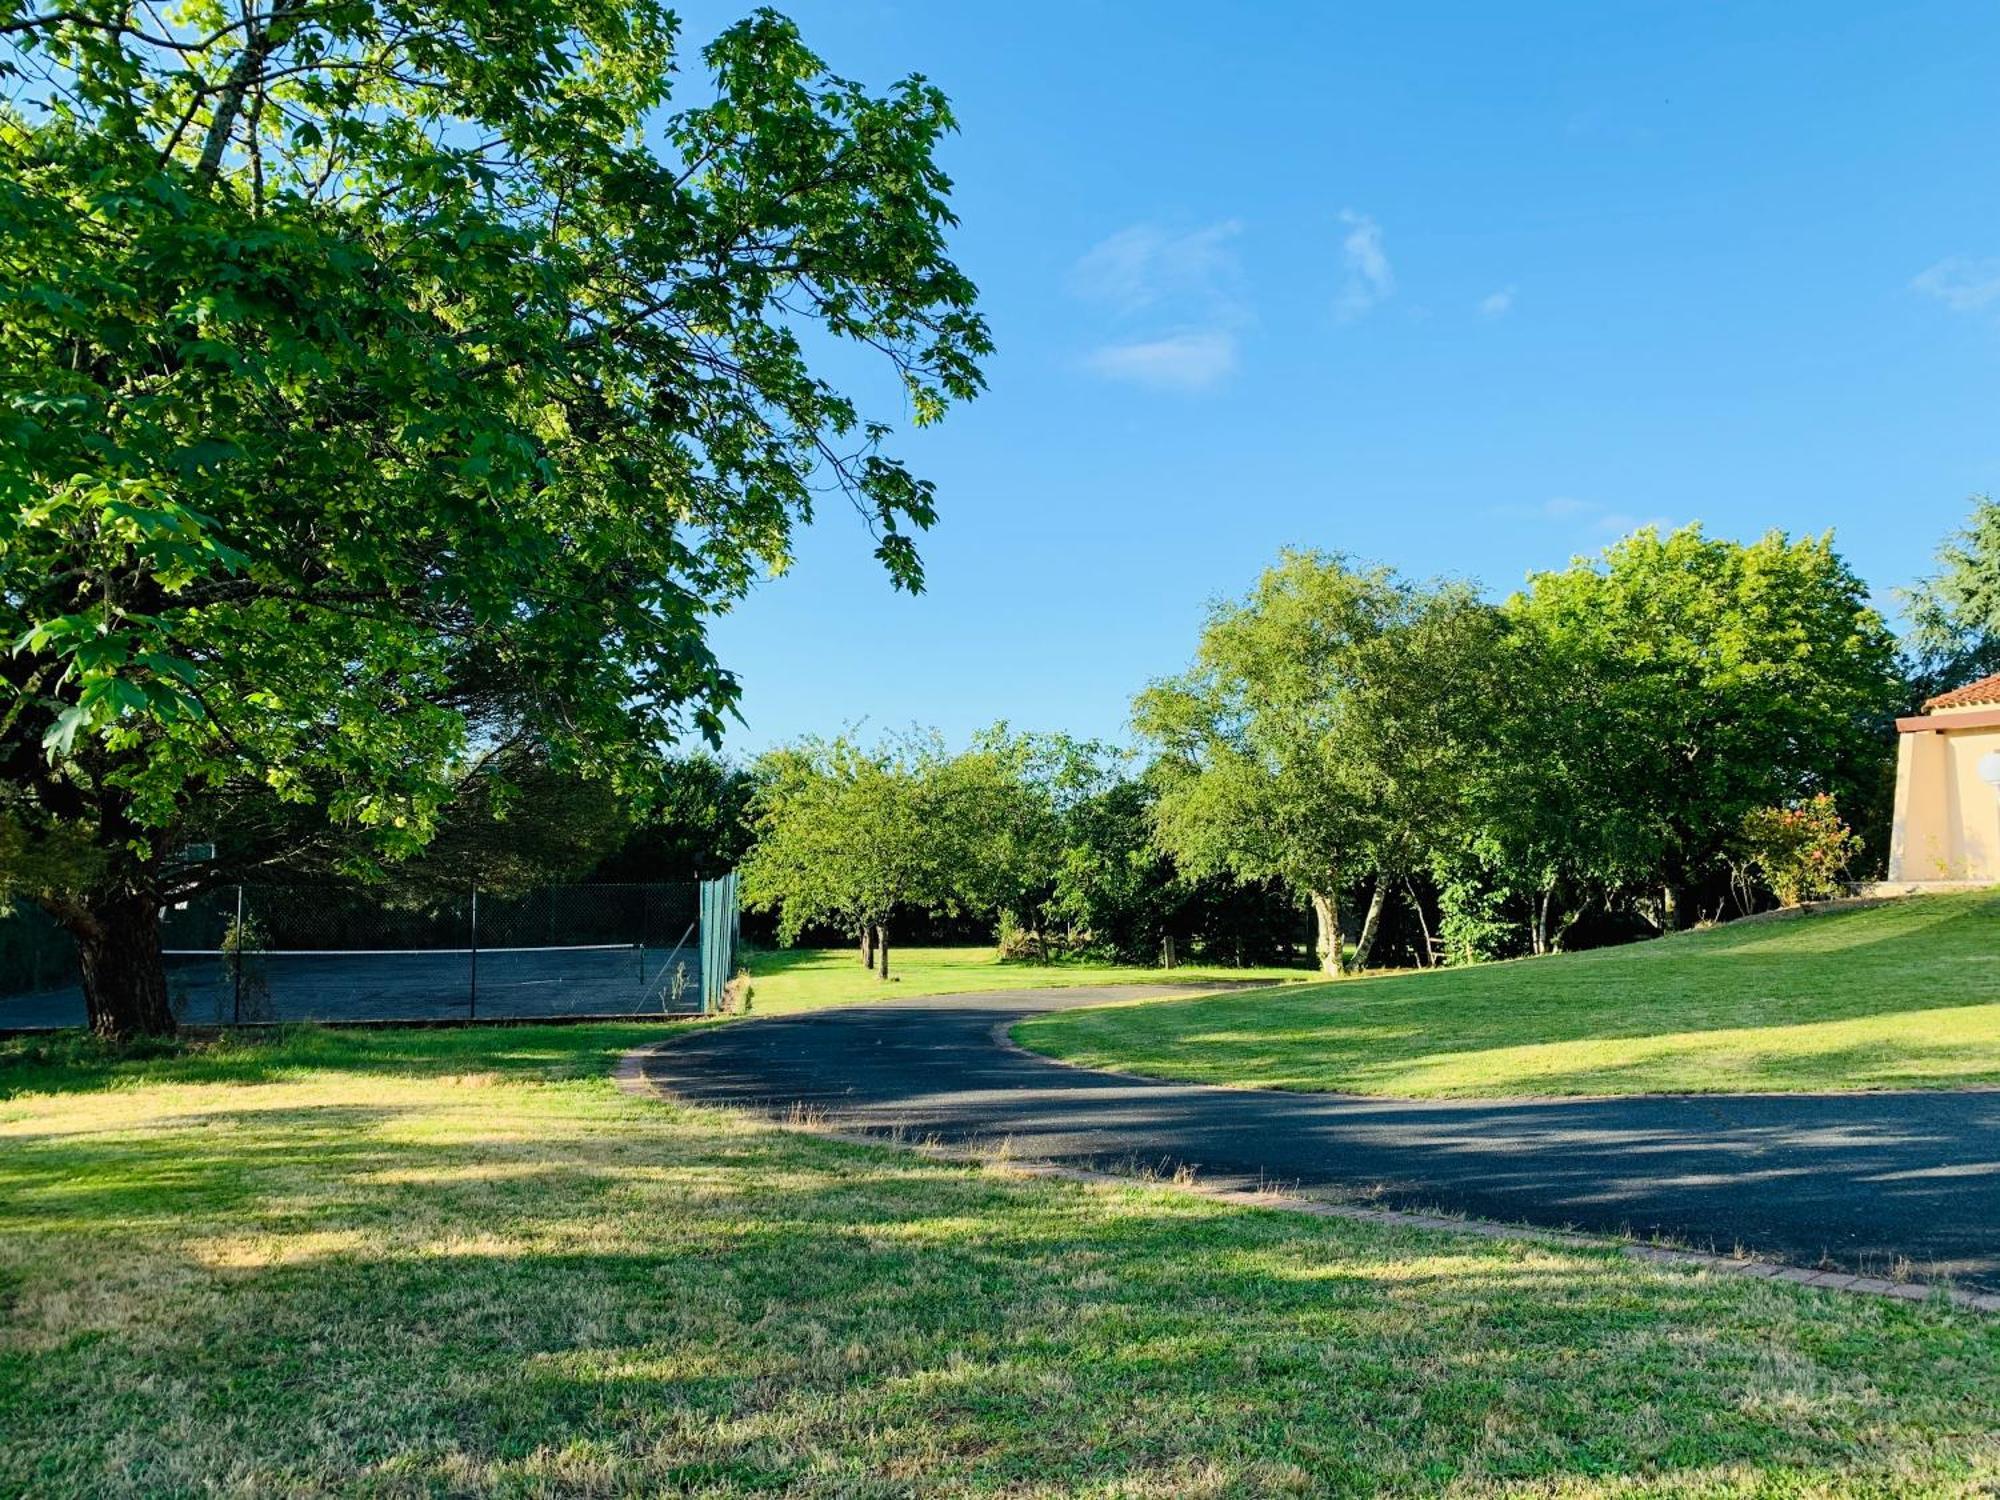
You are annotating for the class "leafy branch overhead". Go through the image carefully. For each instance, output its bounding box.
[0,0,988,1035]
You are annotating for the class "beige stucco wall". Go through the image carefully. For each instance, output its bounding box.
[1888,722,2000,880]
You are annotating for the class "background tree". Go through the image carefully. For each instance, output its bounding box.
[380,744,631,899]
[1505,526,1903,927]
[1902,495,2000,702]
[1135,551,1493,975]
[1435,611,1659,959]
[590,755,756,884]
[741,735,964,981]
[950,728,1134,960]
[0,4,988,1035]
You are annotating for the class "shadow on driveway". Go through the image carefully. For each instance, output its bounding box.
[636,986,2000,1290]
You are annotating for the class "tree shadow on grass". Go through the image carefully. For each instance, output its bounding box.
[4,1080,1999,1495]
[0,1023,664,1101]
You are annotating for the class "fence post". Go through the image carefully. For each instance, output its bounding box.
[232,884,245,1024]
[468,884,479,1022]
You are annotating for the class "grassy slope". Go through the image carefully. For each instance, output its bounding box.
[1016,891,2000,1098]
[742,944,1307,1016]
[3,1027,1995,1496]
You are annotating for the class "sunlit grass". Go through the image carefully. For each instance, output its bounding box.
[2,1023,1995,1494]
[742,944,1308,1016]
[1015,891,2000,1097]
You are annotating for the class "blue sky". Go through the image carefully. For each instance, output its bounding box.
[679,1,2000,754]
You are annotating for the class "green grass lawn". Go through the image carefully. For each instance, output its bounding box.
[741,944,1308,1016]
[1,1025,1996,1496]
[1015,890,2000,1099]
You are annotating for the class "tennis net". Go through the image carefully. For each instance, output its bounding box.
[161,939,702,1024]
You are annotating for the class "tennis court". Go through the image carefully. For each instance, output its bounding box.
[0,878,731,1030]
[0,943,702,1029]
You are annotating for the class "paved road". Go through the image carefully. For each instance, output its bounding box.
[635,986,2000,1289]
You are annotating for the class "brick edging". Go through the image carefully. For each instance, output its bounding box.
[614,1041,1998,1318]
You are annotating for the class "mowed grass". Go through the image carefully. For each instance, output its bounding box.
[1016,891,2000,1098]
[4,1027,1997,1495]
[741,944,1307,1016]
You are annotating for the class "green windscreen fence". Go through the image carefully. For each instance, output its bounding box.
[698,871,741,1013]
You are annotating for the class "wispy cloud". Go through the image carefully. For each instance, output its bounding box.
[1912,256,2000,315]
[1335,210,1394,321]
[1072,220,1248,392]
[1477,286,1517,319]
[1083,331,1238,392]
[1070,221,1243,316]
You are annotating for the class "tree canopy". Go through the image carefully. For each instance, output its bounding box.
[740,734,967,978]
[1902,495,2000,701]
[0,2,989,1034]
[1503,525,1903,928]
[1134,551,1496,974]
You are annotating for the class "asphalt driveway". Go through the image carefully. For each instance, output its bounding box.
[634,985,2000,1289]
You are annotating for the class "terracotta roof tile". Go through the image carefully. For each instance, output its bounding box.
[1923,671,2000,710]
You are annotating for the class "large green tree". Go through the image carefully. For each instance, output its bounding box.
[1135,551,1498,975]
[1504,525,1903,927]
[0,3,988,1034]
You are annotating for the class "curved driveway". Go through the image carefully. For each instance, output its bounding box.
[636,985,2000,1289]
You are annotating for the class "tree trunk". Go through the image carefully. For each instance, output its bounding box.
[1531,886,1554,957]
[1160,932,1177,970]
[69,891,176,1040]
[1308,889,1345,977]
[876,923,890,981]
[1662,883,1684,931]
[860,926,875,969]
[1350,879,1389,971]
[1403,879,1436,967]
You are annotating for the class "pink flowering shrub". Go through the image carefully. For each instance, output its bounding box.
[1736,794,1861,907]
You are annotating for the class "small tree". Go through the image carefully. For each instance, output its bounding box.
[1736,796,1861,907]
[741,736,958,981]
[1135,551,1496,975]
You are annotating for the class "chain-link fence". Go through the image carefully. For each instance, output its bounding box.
[0,880,726,1030]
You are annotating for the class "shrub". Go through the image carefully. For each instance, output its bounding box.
[1736,795,1861,907]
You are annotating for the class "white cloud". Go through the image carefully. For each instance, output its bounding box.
[1072,220,1248,392]
[1070,221,1243,316]
[1912,256,2000,315]
[1335,210,1394,321]
[1478,286,1517,318]
[1083,331,1238,392]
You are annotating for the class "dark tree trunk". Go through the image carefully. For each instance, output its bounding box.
[1308,888,1344,976]
[860,926,875,969]
[1662,883,1684,931]
[876,924,890,981]
[1403,879,1436,967]
[1351,879,1389,971]
[68,891,176,1040]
